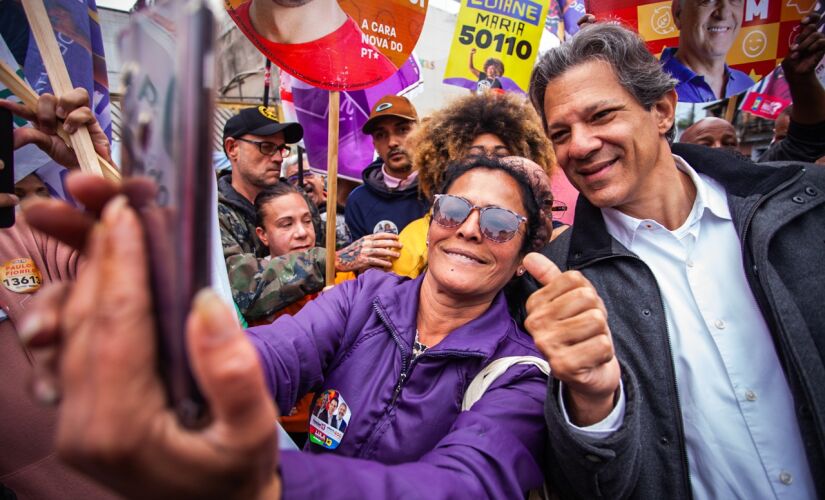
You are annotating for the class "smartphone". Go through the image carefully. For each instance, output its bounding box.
[119,0,215,428]
[0,108,14,228]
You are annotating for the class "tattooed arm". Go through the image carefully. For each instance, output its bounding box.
[335,232,402,273]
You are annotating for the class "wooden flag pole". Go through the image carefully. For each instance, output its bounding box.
[325,90,340,287]
[22,0,104,177]
[0,59,120,180]
[724,94,739,124]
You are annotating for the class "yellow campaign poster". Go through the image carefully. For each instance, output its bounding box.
[443,0,548,94]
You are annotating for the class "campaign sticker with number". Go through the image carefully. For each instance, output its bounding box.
[1,258,43,294]
[308,389,352,450]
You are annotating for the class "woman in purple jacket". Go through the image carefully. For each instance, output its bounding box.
[22,156,553,499]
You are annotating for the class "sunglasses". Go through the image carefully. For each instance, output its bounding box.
[432,194,527,243]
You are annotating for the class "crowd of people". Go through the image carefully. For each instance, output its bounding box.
[1,10,825,500]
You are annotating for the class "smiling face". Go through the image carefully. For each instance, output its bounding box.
[673,0,744,61]
[679,117,738,149]
[425,168,526,302]
[370,116,416,179]
[255,192,316,257]
[543,60,676,212]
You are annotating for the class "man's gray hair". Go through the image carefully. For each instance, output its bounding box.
[528,23,678,141]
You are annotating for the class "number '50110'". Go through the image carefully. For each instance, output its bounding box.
[458,26,532,59]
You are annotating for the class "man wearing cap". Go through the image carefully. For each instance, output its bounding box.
[345,95,429,241]
[219,106,402,322]
[219,106,328,322]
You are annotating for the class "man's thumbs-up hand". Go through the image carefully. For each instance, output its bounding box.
[523,252,621,426]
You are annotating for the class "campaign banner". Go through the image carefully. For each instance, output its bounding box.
[226,0,427,91]
[0,0,111,199]
[443,0,549,94]
[741,90,791,119]
[281,55,423,182]
[740,41,825,120]
[587,0,824,103]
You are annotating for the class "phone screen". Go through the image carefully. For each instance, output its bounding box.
[119,0,215,428]
[0,108,14,228]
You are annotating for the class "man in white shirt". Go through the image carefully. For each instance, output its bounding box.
[520,22,825,499]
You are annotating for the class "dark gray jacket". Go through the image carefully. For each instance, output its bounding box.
[757,120,825,164]
[523,144,825,499]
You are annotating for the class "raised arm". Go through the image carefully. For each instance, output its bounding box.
[468,47,482,78]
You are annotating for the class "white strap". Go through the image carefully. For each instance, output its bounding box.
[461,356,550,411]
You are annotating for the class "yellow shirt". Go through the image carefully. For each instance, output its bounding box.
[391,215,430,278]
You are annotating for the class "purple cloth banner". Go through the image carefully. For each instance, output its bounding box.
[17,0,113,139]
[284,55,423,182]
[545,0,585,40]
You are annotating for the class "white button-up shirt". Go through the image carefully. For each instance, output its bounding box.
[570,156,815,499]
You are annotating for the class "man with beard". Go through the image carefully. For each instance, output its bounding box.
[345,95,429,240]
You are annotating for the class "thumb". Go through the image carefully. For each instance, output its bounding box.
[523,252,561,286]
[186,290,277,431]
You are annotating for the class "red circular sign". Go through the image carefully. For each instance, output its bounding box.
[227,0,428,91]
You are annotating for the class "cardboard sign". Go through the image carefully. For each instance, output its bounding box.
[443,0,549,94]
[226,0,428,91]
[587,0,822,102]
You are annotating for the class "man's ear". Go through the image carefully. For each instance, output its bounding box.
[225,137,239,160]
[671,0,682,30]
[255,226,268,247]
[653,89,678,136]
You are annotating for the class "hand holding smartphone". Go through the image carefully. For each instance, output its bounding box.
[119,0,215,428]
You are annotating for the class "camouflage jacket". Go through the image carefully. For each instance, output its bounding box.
[217,173,327,321]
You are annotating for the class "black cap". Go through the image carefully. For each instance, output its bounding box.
[223,106,303,143]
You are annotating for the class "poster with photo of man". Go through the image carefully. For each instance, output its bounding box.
[587,0,824,102]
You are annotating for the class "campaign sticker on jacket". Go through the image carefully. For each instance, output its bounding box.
[1,258,42,294]
[373,220,399,235]
[309,389,351,450]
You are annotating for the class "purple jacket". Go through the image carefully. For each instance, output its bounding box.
[248,270,548,498]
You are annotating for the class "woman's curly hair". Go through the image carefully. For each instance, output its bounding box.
[409,92,555,200]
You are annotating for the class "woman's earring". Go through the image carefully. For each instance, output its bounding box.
[516,267,525,276]
[425,240,429,247]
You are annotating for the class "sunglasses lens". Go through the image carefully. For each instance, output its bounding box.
[434,196,472,228]
[480,208,520,242]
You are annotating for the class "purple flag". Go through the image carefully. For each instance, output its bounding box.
[14,0,113,139]
[545,0,585,41]
[282,55,423,182]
